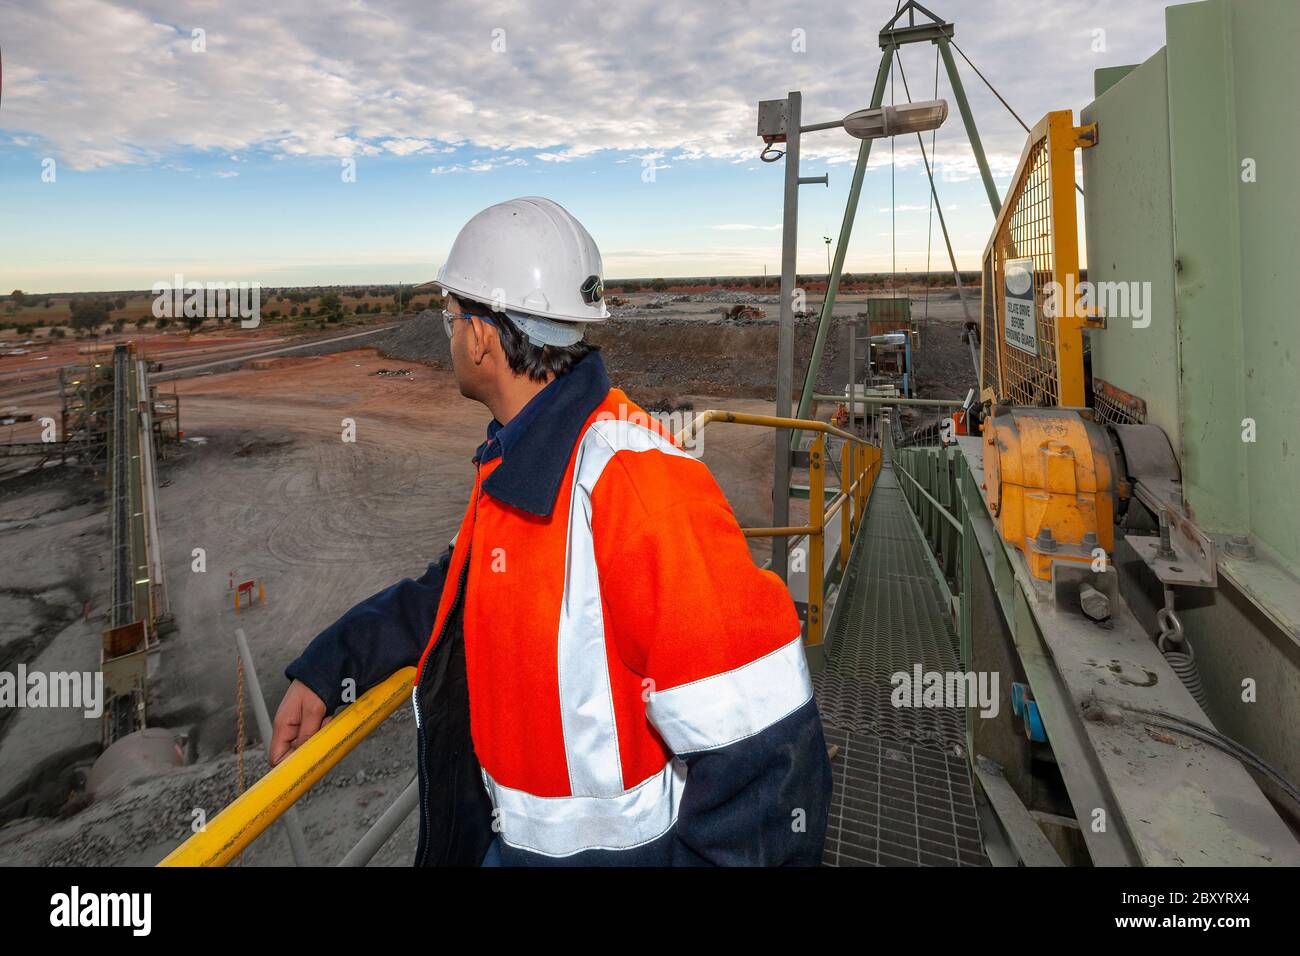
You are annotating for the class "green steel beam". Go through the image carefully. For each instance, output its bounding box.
[937,37,1001,216]
[790,47,893,442]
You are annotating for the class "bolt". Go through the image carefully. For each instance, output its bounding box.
[1079,583,1111,622]
[1156,512,1175,561]
[1035,527,1057,553]
[1225,533,1256,561]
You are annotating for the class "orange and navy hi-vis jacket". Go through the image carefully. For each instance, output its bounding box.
[287,351,832,865]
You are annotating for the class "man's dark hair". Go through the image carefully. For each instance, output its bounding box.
[458,296,598,383]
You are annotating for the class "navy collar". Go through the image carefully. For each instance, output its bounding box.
[474,350,611,517]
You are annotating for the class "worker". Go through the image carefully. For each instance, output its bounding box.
[270,197,832,865]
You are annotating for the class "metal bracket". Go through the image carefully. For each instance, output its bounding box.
[1127,498,1217,588]
[1112,423,1217,587]
[1073,123,1099,148]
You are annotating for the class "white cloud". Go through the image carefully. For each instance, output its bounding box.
[0,0,1167,172]
[380,138,437,156]
[430,156,527,175]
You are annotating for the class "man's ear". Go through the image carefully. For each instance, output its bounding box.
[466,314,494,366]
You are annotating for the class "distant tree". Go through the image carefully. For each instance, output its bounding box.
[648,278,668,292]
[290,305,299,317]
[114,297,127,310]
[319,292,342,311]
[69,298,113,331]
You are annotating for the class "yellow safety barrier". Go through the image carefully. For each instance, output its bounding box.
[674,410,882,647]
[159,667,415,867]
[979,111,1098,408]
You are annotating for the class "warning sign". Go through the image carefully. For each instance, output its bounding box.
[1002,258,1038,356]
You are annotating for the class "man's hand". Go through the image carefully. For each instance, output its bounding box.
[270,680,329,766]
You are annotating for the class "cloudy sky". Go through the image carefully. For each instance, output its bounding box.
[0,0,1171,292]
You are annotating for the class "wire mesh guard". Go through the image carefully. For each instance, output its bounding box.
[1091,377,1147,426]
[816,468,987,866]
[979,114,1087,408]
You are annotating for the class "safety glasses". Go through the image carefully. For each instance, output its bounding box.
[441,308,494,339]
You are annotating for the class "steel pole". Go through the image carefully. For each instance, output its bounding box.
[772,91,802,582]
[847,322,856,436]
[791,47,894,434]
[937,37,1001,216]
[234,627,312,866]
[338,775,419,867]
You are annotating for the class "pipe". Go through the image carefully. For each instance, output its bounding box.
[812,393,964,407]
[337,775,419,867]
[676,408,865,448]
[772,89,803,583]
[233,628,312,867]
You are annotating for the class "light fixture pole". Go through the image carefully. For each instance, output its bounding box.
[757,92,948,584]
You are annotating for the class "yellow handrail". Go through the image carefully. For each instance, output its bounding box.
[159,667,416,867]
[673,409,882,647]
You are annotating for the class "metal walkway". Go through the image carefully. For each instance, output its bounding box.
[815,461,986,866]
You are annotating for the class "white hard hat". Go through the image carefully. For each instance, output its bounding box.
[436,197,609,333]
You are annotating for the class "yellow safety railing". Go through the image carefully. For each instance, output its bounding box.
[674,410,882,647]
[161,409,880,867]
[979,110,1098,408]
[159,667,415,867]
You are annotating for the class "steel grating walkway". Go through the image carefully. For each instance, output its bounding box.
[816,462,987,866]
